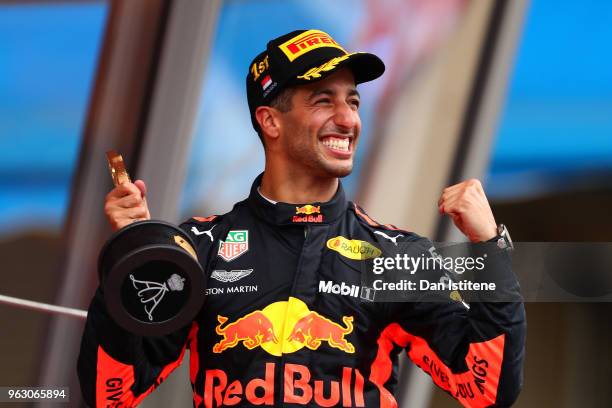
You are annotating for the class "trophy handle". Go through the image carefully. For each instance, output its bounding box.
[106,150,131,186]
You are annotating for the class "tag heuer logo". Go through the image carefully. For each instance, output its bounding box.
[218,230,249,262]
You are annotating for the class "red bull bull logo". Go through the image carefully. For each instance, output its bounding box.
[287,312,355,353]
[204,362,365,407]
[213,311,278,353]
[212,297,355,356]
[295,204,320,215]
[293,205,323,223]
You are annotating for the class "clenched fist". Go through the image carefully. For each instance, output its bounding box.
[438,179,497,242]
[104,179,151,232]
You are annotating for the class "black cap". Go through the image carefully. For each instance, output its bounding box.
[246,29,385,131]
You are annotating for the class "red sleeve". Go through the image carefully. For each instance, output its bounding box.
[372,239,526,407]
[77,288,194,407]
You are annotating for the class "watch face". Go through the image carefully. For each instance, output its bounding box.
[498,224,513,250]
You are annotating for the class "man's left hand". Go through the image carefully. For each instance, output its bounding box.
[438,179,497,242]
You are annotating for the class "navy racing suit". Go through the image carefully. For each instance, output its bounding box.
[78,174,526,407]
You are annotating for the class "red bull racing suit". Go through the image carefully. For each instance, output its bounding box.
[78,174,526,407]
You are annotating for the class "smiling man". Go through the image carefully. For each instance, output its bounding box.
[257,68,362,204]
[79,29,525,407]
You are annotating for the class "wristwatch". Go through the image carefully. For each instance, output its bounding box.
[492,224,514,251]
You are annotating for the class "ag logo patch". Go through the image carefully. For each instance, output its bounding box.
[218,230,249,262]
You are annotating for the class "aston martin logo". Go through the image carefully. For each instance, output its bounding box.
[211,269,254,283]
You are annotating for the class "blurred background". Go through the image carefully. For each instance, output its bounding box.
[1,0,611,407]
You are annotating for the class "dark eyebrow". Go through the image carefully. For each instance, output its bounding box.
[307,88,360,100]
[308,89,333,100]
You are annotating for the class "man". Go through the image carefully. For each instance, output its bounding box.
[78,29,525,407]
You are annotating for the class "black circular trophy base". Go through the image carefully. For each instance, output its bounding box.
[98,220,205,336]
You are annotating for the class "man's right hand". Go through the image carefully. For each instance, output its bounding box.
[104,179,151,232]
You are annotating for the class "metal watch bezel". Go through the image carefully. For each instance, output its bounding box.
[496,223,514,251]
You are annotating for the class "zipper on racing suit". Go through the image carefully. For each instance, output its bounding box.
[277,225,310,407]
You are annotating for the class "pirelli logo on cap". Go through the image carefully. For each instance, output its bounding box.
[279,29,345,62]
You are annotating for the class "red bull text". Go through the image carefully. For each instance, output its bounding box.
[292,214,324,223]
[204,362,365,407]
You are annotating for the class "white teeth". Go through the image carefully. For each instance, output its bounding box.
[322,138,349,152]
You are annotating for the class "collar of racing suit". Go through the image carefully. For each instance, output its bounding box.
[247,173,348,226]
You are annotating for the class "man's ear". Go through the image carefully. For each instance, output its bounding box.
[255,106,281,140]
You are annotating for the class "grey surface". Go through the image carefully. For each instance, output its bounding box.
[136,0,220,407]
[38,2,173,406]
[36,0,220,407]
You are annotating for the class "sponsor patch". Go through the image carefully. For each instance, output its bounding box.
[212,297,354,356]
[318,280,377,302]
[278,29,346,62]
[327,236,382,260]
[206,285,258,296]
[292,205,324,223]
[203,362,366,407]
[374,230,404,246]
[218,230,249,262]
[191,224,216,242]
[292,214,324,223]
[211,269,254,283]
[295,204,320,215]
[261,75,273,91]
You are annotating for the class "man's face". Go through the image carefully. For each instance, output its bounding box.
[277,68,361,178]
